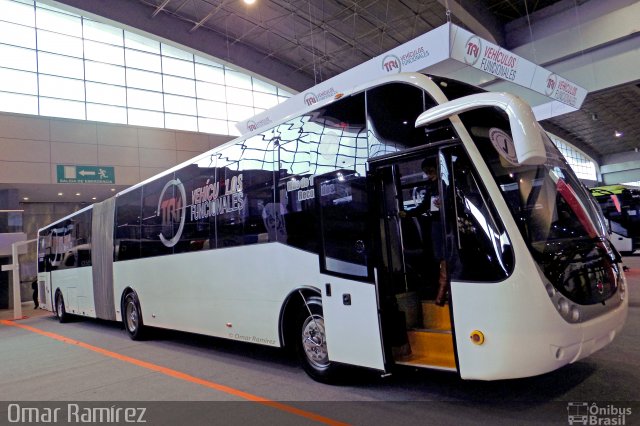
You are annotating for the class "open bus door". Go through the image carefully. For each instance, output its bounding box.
[315,170,386,371]
[368,149,458,372]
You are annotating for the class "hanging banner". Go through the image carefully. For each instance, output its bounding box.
[238,25,451,135]
[449,25,587,109]
[238,23,587,136]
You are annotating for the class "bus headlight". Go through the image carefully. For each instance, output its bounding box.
[557,298,569,316]
[570,306,580,322]
[545,284,556,298]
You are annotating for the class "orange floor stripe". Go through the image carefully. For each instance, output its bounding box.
[0,319,349,426]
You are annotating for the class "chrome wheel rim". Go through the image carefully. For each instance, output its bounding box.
[301,314,329,369]
[125,300,138,333]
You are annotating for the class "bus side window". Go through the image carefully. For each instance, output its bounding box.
[114,188,142,261]
[175,161,216,253]
[241,167,274,245]
[317,171,372,280]
[141,177,176,258]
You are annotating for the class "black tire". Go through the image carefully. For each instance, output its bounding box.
[55,291,68,323]
[123,292,146,340]
[295,296,339,383]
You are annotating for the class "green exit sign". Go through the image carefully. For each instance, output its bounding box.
[56,165,115,184]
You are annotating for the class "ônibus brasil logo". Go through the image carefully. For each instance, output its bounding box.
[157,178,186,247]
[464,35,482,66]
[382,55,401,73]
[545,73,558,96]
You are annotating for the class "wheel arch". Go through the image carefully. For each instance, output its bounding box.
[119,286,138,319]
[54,287,64,309]
[278,286,322,350]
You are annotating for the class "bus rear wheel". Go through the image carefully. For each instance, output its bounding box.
[296,296,338,383]
[123,292,146,341]
[55,291,68,323]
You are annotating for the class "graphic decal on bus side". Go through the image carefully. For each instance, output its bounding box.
[189,174,244,221]
[158,178,187,247]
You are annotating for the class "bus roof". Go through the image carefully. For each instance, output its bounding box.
[37,204,93,234]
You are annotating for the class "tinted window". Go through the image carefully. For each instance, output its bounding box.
[277,93,367,177]
[366,83,455,157]
[215,146,244,248]
[278,141,318,252]
[317,171,372,280]
[141,175,180,258]
[240,161,274,245]
[40,209,93,270]
[37,231,50,273]
[115,188,141,261]
[72,209,92,268]
[237,133,276,246]
[273,94,367,253]
[441,145,514,281]
[175,157,217,253]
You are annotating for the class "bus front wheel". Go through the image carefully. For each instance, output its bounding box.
[55,291,68,323]
[296,296,338,383]
[123,292,146,341]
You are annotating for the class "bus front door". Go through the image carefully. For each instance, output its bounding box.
[316,170,386,371]
[368,152,457,371]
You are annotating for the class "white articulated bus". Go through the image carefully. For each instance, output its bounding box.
[37,73,627,382]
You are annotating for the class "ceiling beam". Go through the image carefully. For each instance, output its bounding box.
[151,0,172,18]
[436,0,504,45]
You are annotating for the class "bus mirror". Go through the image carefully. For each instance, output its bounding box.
[415,92,547,166]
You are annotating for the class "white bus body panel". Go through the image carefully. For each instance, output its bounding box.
[113,243,385,370]
[610,231,633,254]
[37,272,52,312]
[451,258,628,380]
[49,266,97,318]
[320,275,385,370]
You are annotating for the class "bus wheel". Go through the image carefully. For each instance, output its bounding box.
[123,292,146,341]
[55,291,68,323]
[296,296,337,383]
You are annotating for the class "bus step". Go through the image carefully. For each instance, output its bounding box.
[421,300,451,331]
[395,330,456,370]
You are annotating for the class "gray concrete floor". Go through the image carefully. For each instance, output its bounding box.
[1,256,639,425]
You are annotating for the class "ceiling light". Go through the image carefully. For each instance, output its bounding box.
[615,130,623,138]
[243,0,256,4]
[23,197,29,201]
[92,197,97,200]
[111,188,116,192]
[58,192,63,196]
[75,192,81,196]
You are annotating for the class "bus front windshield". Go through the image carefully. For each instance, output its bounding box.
[459,108,620,305]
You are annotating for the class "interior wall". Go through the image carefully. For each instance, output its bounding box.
[0,111,234,187]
